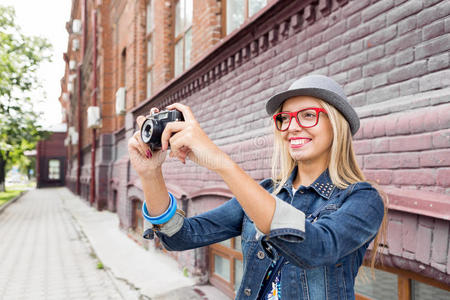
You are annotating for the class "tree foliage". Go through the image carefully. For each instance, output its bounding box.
[0,5,52,190]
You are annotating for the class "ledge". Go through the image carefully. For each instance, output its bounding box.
[386,187,450,221]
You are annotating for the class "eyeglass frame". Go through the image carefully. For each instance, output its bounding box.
[272,107,328,131]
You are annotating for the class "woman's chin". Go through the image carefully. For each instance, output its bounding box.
[289,150,309,162]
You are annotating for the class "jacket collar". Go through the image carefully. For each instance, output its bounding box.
[283,166,336,200]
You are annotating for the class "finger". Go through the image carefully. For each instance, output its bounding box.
[161,121,187,151]
[149,107,159,116]
[166,103,196,123]
[178,146,190,164]
[136,115,146,130]
[169,136,191,164]
[129,133,146,158]
[133,131,151,158]
[170,148,188,164]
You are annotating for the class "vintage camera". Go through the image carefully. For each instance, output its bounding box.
[140,109,184,151]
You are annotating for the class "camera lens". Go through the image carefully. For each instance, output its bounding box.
[141,119,155,144]
[140,118,164,149]
[144,124,152,139]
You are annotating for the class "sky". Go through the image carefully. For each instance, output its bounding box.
[0,0,72,128]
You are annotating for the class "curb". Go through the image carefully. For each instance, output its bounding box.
[0,190,27,215]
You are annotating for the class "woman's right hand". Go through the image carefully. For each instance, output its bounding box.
[128,108,167,178]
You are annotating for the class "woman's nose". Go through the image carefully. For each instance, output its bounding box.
[288,117,303,131]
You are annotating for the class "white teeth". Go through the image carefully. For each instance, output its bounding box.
[291,139,309,145]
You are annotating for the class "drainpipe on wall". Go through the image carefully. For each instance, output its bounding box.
[76,65,82,195]
[82,0,87,58]
[77,0,87,197]
[90,9,97,206]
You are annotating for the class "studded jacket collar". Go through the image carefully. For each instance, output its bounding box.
[280,166,336,199]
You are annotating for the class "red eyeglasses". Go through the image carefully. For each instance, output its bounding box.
[273,107,327,131]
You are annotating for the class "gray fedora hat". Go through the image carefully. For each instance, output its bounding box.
[266,74,360,135]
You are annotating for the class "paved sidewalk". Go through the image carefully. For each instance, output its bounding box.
[0,187,230,300]
[0,189,122,299]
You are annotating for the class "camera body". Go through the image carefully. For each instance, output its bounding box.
[140,109,184,151]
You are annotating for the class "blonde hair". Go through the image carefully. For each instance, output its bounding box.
[270,99,388,274]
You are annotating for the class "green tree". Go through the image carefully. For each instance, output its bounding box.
[0,5,52,191]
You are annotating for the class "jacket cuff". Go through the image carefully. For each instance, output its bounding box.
[267,195,306,242]
[142,210,185,239]
[159,210,185,236]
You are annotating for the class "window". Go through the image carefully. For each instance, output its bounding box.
[48,159,61,180]
[355,266,398,299]
[174,0,193,77]
[132,199,144,236]
[146,0,154,98]
[412,280,450,299]
[225,0,267,35]
[209,236,243,299]
[355,265,450,300]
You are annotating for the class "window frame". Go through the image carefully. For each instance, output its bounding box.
[48,158,61,181]
[221,0,268,37]
[146,0,154,98]
[132,198,144,236]
[355,262,450,300]
[173,0,193,77]
[209,237,243,299]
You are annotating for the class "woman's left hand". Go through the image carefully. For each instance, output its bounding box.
[161,103,231,171]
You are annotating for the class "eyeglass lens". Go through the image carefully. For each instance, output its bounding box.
[275,109,319,131]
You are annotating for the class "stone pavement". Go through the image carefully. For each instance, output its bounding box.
[0,188,123,299]
[0,188,230,300]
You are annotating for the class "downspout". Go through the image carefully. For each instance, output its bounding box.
[90,9,97,206]
[77,0,87,196]
[76,65,82,195]
[82,0,87,58]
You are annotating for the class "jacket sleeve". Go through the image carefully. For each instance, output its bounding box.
[259,182,385,269]
[156,196,245,251]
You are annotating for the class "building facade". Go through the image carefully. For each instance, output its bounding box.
[36,125,67,188]
[60,0,450,298]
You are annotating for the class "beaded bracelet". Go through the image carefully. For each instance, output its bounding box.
[142,192,177,225]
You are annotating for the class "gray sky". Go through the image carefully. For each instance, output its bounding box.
[1,0,72,127]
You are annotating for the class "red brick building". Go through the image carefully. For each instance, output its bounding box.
[61,0,450,298]
[36,124,67,188]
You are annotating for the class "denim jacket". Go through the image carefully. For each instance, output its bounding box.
[145,168,384,300]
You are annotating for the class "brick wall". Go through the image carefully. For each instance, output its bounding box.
[62,0,450,286]
[135,0,450,194]
[130,0,450,283]
[191,0,222,63]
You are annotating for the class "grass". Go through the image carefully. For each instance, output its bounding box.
[0,190,22,207]
[6,181,36,190]
[0,181,34,207]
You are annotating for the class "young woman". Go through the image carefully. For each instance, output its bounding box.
[128,74,387,299]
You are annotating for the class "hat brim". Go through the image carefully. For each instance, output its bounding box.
[265,88,360,135]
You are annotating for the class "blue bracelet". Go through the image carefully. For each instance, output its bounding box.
[142,192,177,225]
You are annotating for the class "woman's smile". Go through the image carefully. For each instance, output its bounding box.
[289,137,312,148]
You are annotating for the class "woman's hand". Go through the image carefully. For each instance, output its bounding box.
[162,103,232,171]
[128,108,167,179]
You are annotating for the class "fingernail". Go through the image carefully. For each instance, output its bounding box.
[146,149,152,158]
